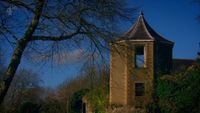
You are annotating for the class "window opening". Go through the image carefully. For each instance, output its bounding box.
[135,46,145,68]
[135,83,145,96]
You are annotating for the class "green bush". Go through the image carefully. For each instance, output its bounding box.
[69,89,89,113]
[86,84,109,113]
[156,59,200,113]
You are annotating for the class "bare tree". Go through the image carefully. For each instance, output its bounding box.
[0,0,136,104]
[2,69,42,112]
[0,47,3,73]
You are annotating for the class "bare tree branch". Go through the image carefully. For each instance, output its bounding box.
[0,0,45,105]
[0,0,136,105]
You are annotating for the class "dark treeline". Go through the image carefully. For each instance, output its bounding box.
[0,52,109,113]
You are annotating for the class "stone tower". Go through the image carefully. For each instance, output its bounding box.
[109,12,174,108]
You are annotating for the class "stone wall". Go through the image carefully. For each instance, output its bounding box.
[109,41,155,108]
[155,43,173,74]
[109,42,128,105]
[109,40,173,111]
[126,41,154,107]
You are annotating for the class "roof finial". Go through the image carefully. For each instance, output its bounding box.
[140,11,144,16]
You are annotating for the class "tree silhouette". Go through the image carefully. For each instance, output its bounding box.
[0,0,136,105]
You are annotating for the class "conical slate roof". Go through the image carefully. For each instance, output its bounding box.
[121,12,174,45]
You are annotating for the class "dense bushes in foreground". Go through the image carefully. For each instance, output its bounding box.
[155,59,200,113]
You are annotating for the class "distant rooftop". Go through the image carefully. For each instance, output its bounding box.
[172,58,196,73]
[120,12,174,45]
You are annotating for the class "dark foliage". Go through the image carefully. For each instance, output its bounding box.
[156,59,200,113]
[69,89,89,113]
[19,101,41,113]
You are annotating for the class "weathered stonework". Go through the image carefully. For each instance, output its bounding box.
[82,96,93,113]
[109,12,174,111]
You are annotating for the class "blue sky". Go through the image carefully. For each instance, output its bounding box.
[131,0,200,59]
[2,0,200,88]
[43,0,200,88]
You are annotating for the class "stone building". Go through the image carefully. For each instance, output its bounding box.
[109,12,174,109]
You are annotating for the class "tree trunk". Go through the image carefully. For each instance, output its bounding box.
[0,39,29,104]
[0,0,45,105]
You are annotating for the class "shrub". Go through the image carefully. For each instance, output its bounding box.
[86,84,109,113]
[18,101,40,113]
[156,59,200,113]
[69,89,89,113]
